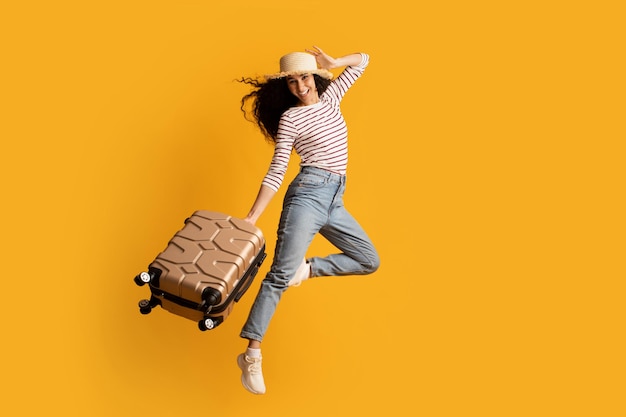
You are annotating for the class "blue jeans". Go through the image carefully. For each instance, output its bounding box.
[240,166,380,342]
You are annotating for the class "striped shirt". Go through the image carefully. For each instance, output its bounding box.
[261,53,369,192]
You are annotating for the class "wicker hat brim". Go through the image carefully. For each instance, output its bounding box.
[264,68,334,81]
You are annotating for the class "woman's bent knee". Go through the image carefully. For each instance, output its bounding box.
[363,253,380,274]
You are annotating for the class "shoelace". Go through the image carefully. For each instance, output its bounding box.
[246,356,262,375]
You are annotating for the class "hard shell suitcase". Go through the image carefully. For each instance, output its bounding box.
[134,210,266,331]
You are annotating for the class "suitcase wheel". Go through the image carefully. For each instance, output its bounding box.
[133,271,152,287]
[138,299,152,314]
[201,287,221,307]
[198,318,215,331]
[198,317,222,331]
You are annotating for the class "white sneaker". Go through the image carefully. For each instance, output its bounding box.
[288,258,310,287]
[237,353,266,394]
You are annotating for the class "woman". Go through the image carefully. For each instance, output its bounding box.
[237,46,380,394]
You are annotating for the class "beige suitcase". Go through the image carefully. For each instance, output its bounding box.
[134,210,266,331]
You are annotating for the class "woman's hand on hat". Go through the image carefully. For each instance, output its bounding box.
[306,46,335,70]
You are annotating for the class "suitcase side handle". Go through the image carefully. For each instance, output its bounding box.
[235,251,267,302]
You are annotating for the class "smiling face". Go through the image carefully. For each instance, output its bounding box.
[286,73,319,106]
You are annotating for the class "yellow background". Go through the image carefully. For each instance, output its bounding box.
[1,1,624,416]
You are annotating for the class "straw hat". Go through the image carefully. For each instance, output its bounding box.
[265,52,333,80]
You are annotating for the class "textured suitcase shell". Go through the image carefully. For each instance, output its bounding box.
[134,210,266,331]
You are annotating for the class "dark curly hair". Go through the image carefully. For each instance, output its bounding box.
[239,75,332,143]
